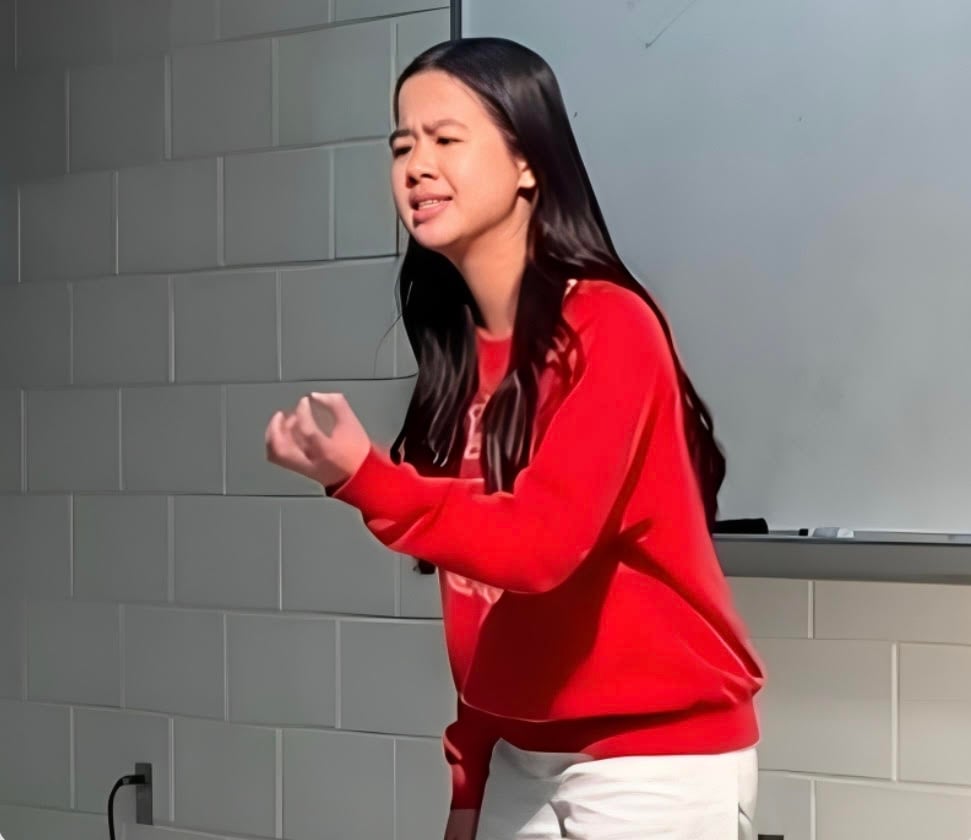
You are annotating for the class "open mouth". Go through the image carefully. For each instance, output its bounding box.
[412,196,452,223]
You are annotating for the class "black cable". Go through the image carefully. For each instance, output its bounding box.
[107,773,146,840]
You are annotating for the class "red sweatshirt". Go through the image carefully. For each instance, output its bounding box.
[327,278,765,810]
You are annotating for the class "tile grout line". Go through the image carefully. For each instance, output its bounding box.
[223,611,229,721]
[68,282,74,385]
[808,579,815,638]
[119,604,126,708]
[275,729,283,839]
[334,620,341,729]
[69,705,76,808]
[275,270,282,382]
[168,275,175,382]
[168,496,175,603]
[810,778,817,840]
[64,68,70,173]
[328,149,336,260]
[169,716,176,821]
[20,388,26,493]
[221,385,228,494]
[68,495,75,597]
[891,642,899,782]
[271,37,279,147]
[112,170,119,275]
[164,54,173,160]
[216,156,225,266]
[117,389,124,491]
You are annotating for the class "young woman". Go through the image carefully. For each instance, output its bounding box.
[266,38,765,840]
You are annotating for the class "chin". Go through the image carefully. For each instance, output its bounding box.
[411,225,462,257]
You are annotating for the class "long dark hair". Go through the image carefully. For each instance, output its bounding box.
[388,38,726,574]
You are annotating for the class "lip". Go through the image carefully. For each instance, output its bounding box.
[411,195,452,225]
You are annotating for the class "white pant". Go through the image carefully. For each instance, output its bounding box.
[475,738,758,840]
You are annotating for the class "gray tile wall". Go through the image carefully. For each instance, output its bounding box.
[5,3,969,840]
[0,3,448,840]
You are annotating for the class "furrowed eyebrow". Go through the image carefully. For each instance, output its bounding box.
[388,119,469,146]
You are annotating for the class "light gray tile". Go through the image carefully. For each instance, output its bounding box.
[127,826,248,840]
[13,69,66,181]
[74,494,169,604]
[0,700,71,808]
[283,728,394,840]
[754,638,893,778]
[0,282,71,387]
[21,172,114,282]
[0,802,107,840]
[816,780,971,840]
[816,580,971,645]
[398,555,441,618]
[334,143,396,258]
[26,599,121,706]
[0,495,72,599]
[0,0,12,69]
[111,0,213,60]
[110,0,172,59]
[74,708,170,822]
[124,606,224,718]
[227,613,336,726]
[754,773,811,840]
[224,146,331,266]
[340,619,453,736]
[226,377,414,494]
[169,0,219,47]
[74,274,170,385]
[0,598,24,699]
[726,577,810,639]
[0,185,16,282]
[220,0,333,39]
[17,0,114,68]
[278,21,392,146]
[70,59,165,172]
[395,737,451,840]
[0,389,21,491]
[281,497,396,615]
[118,158,219,274]
[395,7,449,76]
[336,0,449,22]
[174,495,278,609]
[172,39,272,158]
[174,270,277,383]
[280,260,398,380]
[174,717,276,836]
[122,384,223,492]
[899,643,971,786]
[27,388,120,492]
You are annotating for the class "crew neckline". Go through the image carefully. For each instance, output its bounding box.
[475,326,513,344]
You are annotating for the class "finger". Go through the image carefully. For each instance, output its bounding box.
[311,391,347,417]
[267,414,314,471]
[294,399,326,454]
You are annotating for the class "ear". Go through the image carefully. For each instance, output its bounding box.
[516,157,536,190]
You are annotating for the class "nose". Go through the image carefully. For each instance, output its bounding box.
[404,139,437,185]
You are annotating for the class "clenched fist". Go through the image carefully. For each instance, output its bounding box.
[264,392,372,490]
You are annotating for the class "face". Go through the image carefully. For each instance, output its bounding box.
[390,70,536,259]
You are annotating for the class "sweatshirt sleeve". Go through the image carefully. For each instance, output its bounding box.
[327,290,676,594]
[443,697,501,811]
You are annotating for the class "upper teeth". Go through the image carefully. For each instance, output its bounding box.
[418,199,445,208]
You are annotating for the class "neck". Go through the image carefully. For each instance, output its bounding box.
[449,215,530,340]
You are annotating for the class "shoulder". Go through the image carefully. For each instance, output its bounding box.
[564,278,671,357]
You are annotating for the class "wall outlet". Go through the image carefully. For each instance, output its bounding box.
[135,762,153,825]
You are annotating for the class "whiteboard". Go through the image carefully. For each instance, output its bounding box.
[462,0,971,534]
